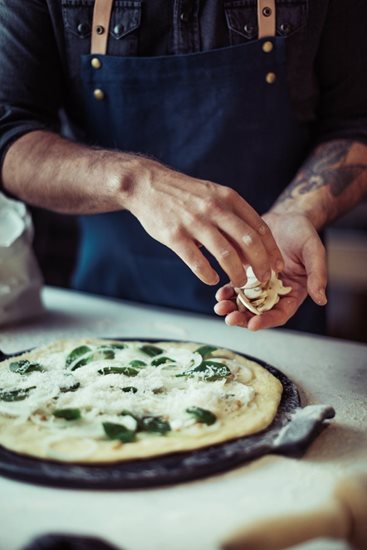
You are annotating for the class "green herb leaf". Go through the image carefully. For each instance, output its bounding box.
[177,360,231,381]
[139,345,163,357]
[151,356,174,367]
[103,422,136,442]
[53,408,81,421]
[103,343,126,350]
[195,345,218,359]
[98,366,139,377]
[60,382,80,393]
[99,348,115,360]
[9,360,44,375]
[186,406,217,425]
[139,416,171,434]
[129,360,147,368]
[66,346,92,368]
[0,386,36,402]
[121,386,138,394]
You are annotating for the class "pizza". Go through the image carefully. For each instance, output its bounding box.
[0,339,282,463]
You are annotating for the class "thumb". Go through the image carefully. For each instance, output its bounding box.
[302,232,328,306]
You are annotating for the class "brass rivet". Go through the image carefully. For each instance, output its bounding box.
[91,57,102,69]
[93,88,105,100]
[262,41,274,53]
[262,6,272,17]
[265,72,276,84]
[96,25,105,35]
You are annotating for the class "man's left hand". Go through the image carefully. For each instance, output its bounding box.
[214,212,328,330]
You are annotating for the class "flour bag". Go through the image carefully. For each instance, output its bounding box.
[0,193,44,326]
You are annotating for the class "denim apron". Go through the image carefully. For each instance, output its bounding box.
[73,0,324,333]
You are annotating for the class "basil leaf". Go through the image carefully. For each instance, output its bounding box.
[99,349,115,360]
[60,382,80,393]
[177,360,231,381]
[65,346,92,367]
[129,360,147,368]
[9,360,44,375]
[53,408,81,421]
[151,356,174,367]
[186,406,217,426]
[140,416,171,434]
[121,386,138,394]
[139,345,163,357]
[120,409,139,421]
[195,345,217,359]
[103,422,136,442]
[103,343,126,350]
[98,366,139,377]
[0,386,36,402]
[71,354,95,371]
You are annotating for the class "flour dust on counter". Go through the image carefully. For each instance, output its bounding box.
[0,339,282,463]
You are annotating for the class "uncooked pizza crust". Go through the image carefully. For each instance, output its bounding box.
[0,339,282,463]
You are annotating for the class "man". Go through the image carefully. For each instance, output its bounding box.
[0,0,366,333]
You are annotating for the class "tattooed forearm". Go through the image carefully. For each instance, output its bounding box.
[276,140,367,204]
[271,139,367,229]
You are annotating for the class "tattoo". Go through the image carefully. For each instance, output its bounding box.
[276,140,367,204]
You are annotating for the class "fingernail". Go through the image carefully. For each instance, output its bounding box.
[211,274,220,285]
[275,260,284,272]
[317,289,327,305]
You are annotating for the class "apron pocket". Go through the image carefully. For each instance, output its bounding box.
[224,0,308,45]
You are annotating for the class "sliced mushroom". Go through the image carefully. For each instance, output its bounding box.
[235,267,292,315]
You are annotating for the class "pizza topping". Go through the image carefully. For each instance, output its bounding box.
[103,422,136,442]
[0,340,256,444]
[0,386,36,402]
[9,360,44,375]
[177,360,232,382]
[186,406,217,426]
[139,345,164,357]
[121,386,138,394]
[53,408,81,421]
[98,366,139,377]
[151,356,174,367]
[236,267,292,315]
[195,345,217,359]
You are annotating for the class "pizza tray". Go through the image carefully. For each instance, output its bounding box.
[0,339,335,489]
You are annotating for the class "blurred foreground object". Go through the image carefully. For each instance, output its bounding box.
[221,475,367,550]
[0,193,44,326]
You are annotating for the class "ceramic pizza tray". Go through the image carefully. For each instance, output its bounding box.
[0,339,335,489]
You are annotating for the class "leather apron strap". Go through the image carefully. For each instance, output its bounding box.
[257,0,276,38]
[91,0,114,55]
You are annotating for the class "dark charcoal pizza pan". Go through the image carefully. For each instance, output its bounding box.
[0,339,335,489]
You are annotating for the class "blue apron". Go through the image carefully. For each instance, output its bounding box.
[72,12,325,333]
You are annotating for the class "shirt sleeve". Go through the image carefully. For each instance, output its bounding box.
[314,0,367,145]
[0,0,63,183]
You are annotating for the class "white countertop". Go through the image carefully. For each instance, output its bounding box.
[0,287,366,550]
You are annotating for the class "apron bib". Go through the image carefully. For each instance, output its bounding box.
[72,0,325,333]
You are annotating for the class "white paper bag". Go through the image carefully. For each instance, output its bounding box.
[0,193,44,326]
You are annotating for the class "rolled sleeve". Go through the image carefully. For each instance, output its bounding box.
[0,0,62,183]
[314,0,367,145]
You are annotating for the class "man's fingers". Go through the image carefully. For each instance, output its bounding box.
[173,239,219,285]
[224,310,251,327]
[195,225,247,287]
[215,284,236,301]
[302,235,328,306]
[214,299,237,316]
[231,195,284,272]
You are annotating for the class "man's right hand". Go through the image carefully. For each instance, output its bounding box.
[123,159,284,287]
[3,131,283,288]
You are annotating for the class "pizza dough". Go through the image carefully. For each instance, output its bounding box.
[0,339,282,463]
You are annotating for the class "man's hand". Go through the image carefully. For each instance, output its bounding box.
[214,212,327,330]
[3,131,284,289]
[125,159,284,287]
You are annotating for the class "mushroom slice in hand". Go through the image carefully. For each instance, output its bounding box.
[235,267,292,315]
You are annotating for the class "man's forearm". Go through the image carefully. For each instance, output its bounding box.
[271,139,367,229]
[1,130,146,214]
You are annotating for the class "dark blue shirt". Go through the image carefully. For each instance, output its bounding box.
[1,0,367,177]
